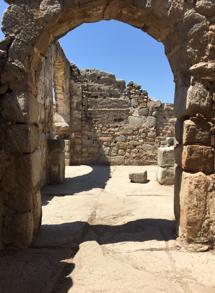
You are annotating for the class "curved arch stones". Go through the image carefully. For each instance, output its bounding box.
[0,0,214,249]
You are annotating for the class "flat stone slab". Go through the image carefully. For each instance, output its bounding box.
[129,171,148,183]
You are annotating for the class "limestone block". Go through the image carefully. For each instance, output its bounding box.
[47,139,65,184]
[183,119,211,146]
[157,146,174,167]
[157,166,175,185]
[128,116,145,127]
[0,91,39,124]
[175,83,212,118]
[5,124,39,153]
[2,209,34,248]
[179,172,209,242]
[2,151,41,212]
[176,145,214,174]
[129,171,148,183]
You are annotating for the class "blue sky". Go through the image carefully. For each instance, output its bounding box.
[0,2,174,102]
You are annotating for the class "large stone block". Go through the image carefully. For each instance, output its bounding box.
[157,146,174,167]
[0,91,39,124]
[174,83,212,118]
[5,124,39,153]
[179,171,215,243]
[2,209,34,248]
[128,116,146,128]
[176,145,214,174]
[47,139,65,184]
[157,166,175,185]
[1,151,42,208]
[183,119,211,146]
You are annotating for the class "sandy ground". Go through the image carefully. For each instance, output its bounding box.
[0,165,215,293]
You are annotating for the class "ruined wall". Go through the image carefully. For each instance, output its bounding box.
[0,0,214,249]
[70,69,175,165]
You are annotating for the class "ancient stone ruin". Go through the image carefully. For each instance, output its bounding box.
[0,0,214,250]
[67,65,175,166]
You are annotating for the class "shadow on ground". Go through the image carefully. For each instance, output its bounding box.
[0,247,77,293]
[33,219,176,249]
[42,165,111,206]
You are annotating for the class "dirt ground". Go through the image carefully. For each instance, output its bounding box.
[0,165,215,293]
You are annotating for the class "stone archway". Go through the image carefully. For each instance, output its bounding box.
[0,0,214,249]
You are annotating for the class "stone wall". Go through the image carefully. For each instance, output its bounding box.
[0,0,214,249]
[36,43,70,186]
[70,68,175,165]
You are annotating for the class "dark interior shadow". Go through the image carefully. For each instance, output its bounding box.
[42,165,111,206]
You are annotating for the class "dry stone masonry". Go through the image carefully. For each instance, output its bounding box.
[70,68,175,165]
[0,0,214,250]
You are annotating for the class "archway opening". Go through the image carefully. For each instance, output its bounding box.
[0,1,214,254]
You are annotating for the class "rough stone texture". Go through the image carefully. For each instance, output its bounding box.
[157,166,175,186]
[0,0,214,248]
[157,146,175,168]
[175,144,214,175]
[157,145,175,185]
[129,171,148,183]
[179,172,215,243]
[70,70,175,165]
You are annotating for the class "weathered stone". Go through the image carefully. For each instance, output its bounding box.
[179,172,209,242]
[176,145,214,174]
[0,0,214,250]
[157,146,174,167]
[5,124,39,153]
[0,91,39,124]
[47,139,65,184]
[144,116,157,128]
[129,171,148,183]
[2,209,34,248]
[128,116,146,127]
[157,166,175,185]
[183,119,211,146]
